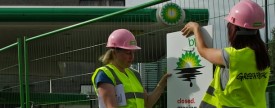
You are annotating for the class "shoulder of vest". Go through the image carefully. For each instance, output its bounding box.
[92,66,116,85]
[126,68,138,77]
[127,68,143,84]
[224,47,234,53]
[127,68,136,74]
[224,47,253,53]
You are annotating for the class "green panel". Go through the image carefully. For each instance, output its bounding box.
[0,92,20,104]
[183,9,209,26]
[0,8,208,23]
[0,92,89,105]
[0,8,157,22]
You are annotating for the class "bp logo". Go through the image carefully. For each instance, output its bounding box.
[158,3,184,25]
[177,51,202,68]
[175,51,204,87]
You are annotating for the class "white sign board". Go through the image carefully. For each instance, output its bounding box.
[167,25,213,108]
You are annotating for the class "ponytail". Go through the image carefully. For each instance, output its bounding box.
[99,49,114,65]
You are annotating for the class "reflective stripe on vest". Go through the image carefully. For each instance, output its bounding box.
[200,85,240,108]
[200,101,216,108]
[105,65,144,100]
[200,86,217,108]
[125,92,144,99]
[206,86,215,96]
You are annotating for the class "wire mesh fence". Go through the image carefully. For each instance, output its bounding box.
[0,0,274,108]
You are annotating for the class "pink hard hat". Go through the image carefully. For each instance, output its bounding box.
[106,29,141,50]
[225,0,265,29]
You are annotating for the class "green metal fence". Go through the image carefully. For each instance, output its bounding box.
[1,0,174,107]
[0,0,274,108]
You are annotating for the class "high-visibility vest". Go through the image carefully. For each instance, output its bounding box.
[200,47,270,108]
[92,64,144,108]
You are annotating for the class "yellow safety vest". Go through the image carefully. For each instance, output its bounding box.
[91,64,144,108]
[200,47,270,108]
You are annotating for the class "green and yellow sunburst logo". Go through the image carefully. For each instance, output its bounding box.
[159,3,183,25]
[177,51,202,68]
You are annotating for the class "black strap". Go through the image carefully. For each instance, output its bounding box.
[206,86,215,96]
[129,68,143,85]
[125,92,144,99]
[105,66,122,85]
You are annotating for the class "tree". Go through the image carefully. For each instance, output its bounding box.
[269,27,275,81]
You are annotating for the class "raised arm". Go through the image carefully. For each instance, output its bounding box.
[181,22,224,66]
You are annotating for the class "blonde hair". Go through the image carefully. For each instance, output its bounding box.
[99,49,115,65]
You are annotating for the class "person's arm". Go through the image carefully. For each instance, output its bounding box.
[98,83,118,108]
[181,22,224,66]
[144,73,171,108]
[95,71,118,108]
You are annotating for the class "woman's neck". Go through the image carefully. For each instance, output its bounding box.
[111,62,125,73]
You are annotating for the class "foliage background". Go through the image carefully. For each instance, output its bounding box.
[269,28,275,81]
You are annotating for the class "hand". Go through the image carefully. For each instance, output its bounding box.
[157,73,172,88]
[181,22,200,37]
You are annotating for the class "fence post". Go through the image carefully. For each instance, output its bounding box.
[18,37,25,108]
[24,37,31,108]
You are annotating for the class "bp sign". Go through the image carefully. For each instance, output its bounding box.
[157,3,185,25]
[167,25,213,108]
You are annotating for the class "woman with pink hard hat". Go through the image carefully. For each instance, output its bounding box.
[91,29,171,108]
[181,0,270,107]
